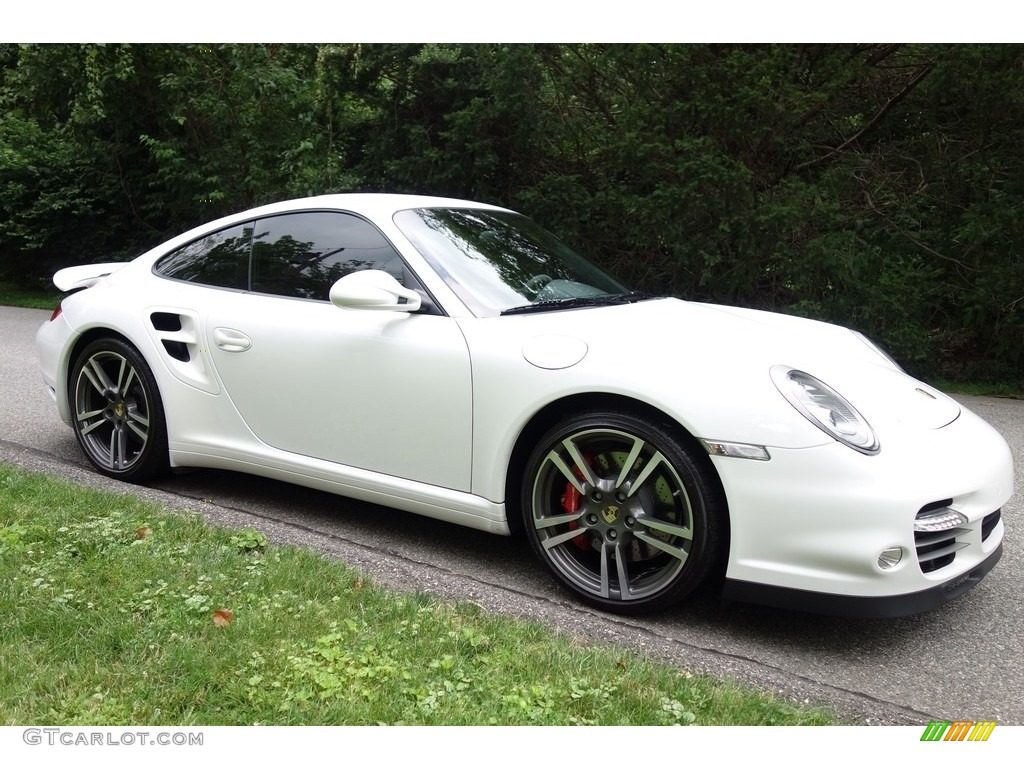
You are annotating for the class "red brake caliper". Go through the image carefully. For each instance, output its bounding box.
[560,455,593,550]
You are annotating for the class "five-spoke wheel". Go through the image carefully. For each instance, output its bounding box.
[71,338,168,481]
[522,411,723,614]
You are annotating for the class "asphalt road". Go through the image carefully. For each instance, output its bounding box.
[2,304,1022,725]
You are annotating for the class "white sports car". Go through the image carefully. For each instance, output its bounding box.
[36,194,1013,616]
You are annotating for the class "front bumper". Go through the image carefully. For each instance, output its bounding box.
[723,542,1003,618]
[713,404,1013,616]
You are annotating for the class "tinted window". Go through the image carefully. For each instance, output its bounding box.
[251,212,405,300]
[394,208,629,315]
[154,224,252,289]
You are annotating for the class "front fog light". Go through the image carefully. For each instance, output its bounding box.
[878,547,903,569]
[914,509,968,533]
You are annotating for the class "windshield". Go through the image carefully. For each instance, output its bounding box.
[393,207,635,316]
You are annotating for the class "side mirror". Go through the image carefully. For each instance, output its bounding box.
[329,270,422,312]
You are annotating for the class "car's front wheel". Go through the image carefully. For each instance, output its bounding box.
[70,338,168,482]
[522,411,724,614]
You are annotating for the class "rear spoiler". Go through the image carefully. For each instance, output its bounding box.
[53,262,127,292]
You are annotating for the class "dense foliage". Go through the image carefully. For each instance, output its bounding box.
[2,44,1021,383]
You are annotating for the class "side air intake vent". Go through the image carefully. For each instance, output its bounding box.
[150,312,182,332]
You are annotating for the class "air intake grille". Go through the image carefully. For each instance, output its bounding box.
[915,500,968,574]
[981,510,1002,542]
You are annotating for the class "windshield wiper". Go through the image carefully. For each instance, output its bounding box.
[500,291,653,316]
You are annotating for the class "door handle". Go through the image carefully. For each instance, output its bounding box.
[213,327,252,353]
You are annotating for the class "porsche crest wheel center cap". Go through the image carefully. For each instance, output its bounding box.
[601,505,620,525]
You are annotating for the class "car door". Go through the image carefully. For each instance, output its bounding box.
[202,211,474,492]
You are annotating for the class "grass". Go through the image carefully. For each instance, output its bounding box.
[0,281,60,310]
[0,463,833,726]
[934,380,1023,399]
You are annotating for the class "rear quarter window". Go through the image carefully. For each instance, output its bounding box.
[154,224,253,289]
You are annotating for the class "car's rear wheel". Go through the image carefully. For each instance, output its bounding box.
[522,411,724,614]
[70,338,168,482]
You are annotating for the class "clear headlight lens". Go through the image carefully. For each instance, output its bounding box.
[771,366,880,455]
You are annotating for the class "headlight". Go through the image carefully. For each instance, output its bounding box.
[771,366,880,455]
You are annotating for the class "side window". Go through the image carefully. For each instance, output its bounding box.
[251,212,406,300]
[154,224,252,290]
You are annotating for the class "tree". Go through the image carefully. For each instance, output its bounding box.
[2,43,1020,382]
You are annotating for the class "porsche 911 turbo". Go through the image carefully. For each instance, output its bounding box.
[36,194,1014,616]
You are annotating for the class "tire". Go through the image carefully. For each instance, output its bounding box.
[70,338,169,482]
[521,410,724,614]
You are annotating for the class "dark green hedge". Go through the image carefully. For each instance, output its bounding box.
[2,43,1021,383]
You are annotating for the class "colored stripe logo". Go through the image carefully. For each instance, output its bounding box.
[921,720,997,741]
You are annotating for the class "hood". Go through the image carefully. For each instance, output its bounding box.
[480,297,960,448]
[664,301,961,432]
